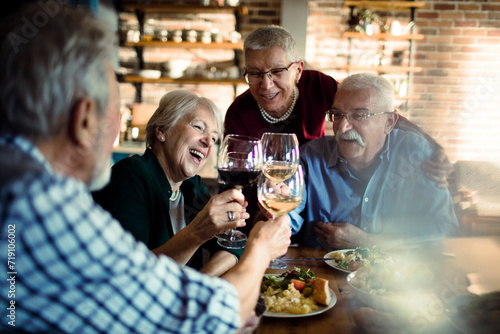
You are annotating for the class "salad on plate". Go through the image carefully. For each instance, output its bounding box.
[325,246,390,272]
[261,268,333,316]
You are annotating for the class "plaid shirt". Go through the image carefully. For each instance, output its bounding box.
[0,136,240,333]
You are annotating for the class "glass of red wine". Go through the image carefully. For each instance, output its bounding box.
[216,134,263,249]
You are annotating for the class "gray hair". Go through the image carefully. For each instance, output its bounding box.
[0,4,115,140]
[243,25,298,65]
[145,90,223,148]
[338,73,395,112]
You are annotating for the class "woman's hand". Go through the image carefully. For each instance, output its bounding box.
[422,147,454,188]
[187,189,250,244]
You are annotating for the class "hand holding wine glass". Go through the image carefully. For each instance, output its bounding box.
[217,134,262,249]
[257,164,304,268]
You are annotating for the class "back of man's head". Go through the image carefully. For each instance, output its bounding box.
[0,3,115,141]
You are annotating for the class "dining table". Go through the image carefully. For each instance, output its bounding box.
[255,236,500,334]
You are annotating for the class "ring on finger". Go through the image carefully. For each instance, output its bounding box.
[227,211,235,221]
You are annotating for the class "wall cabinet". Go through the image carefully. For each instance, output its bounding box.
[118,2,248,103]
[343,1,425,107]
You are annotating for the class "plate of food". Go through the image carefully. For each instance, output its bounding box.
[346,260,436,314]
[261,268,337,318]
[324,246,390,273]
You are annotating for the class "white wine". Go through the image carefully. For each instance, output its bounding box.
[258,193,302,217]
[262,162,298,182]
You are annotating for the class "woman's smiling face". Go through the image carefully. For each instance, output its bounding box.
[159,105,219,182]
[245,46,302,117]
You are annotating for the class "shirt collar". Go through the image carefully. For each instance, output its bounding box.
[0,135,55,175]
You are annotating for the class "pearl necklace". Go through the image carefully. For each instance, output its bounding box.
[169,188,180,202]
[258,86,298,124]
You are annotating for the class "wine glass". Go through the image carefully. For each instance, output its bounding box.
[217,134,263,249]
[260,133,299,183]
[258,164,304,269]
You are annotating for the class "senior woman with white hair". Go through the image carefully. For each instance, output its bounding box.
[93,90,247,276]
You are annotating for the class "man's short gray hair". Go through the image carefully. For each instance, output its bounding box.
[145,90,223,148]
[244,25,298,64]
[338,73,395,112]
[0,4,115,140]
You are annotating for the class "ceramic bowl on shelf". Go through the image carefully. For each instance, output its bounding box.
[139,69,161,79]
[165,60,191,79]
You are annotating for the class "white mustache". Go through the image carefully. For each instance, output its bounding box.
[336,130,365,147]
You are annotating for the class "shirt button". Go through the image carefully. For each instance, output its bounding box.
[364,197,369,203]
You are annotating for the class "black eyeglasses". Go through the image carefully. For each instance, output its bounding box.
[243,61,298,85]
[326,109,395,123]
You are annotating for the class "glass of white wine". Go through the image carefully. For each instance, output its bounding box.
[257,164,304,269]
[260,132,299,183]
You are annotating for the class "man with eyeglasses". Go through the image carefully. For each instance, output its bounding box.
[288,73,459,250]
[0,4,291,333]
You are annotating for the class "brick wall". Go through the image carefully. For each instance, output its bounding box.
[412,0,500,162]
[240,0,282,34]
[119,0,500,163]
[242,0,500,163]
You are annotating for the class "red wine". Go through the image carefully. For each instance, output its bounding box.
[218,168,261,191]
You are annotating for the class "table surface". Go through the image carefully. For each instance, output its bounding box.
[256,237,500,334]
[257,246,361,334]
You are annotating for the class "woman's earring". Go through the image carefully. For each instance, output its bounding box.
[160,136,165,142]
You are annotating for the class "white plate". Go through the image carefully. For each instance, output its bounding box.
[262,275,337,318]
[323,249,356,273]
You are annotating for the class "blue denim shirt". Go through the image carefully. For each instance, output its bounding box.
[289,129,459,248]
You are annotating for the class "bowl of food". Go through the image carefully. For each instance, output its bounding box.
[346,260,437,314]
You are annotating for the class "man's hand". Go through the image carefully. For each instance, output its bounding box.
[314,221,372,249]
[222,215,291,325]
[247,215,291,261]
[422,147,453,188]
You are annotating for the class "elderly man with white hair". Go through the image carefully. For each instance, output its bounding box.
[289,73,458,250]
[0,4,290,333]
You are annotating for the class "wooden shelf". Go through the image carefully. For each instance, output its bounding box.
[122,4,248,15]
[122,75,245,85]
[123,41,243,50]
[344,1,425,11]
[120,3,246,102]
[344,65,423,73]
[343,32,424,41]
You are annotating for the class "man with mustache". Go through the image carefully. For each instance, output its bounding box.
[289,73,459,250]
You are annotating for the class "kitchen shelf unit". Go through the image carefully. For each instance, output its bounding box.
[123,75,244,85]
[343,1,425,107]
[119,3,248,103]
